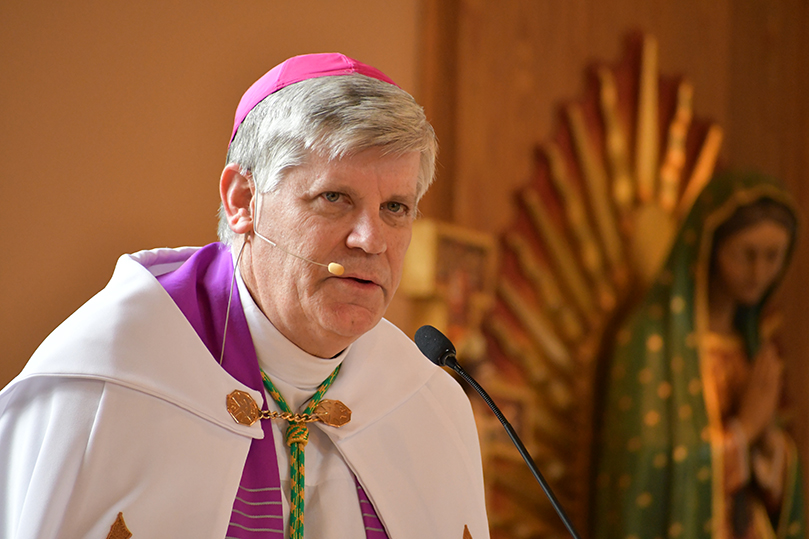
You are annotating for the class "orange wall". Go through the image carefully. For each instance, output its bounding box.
[0,1,420,385]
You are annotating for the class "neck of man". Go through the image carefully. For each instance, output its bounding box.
[234,238,353,359]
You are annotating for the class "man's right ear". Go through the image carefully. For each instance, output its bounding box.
[220,164,254,235]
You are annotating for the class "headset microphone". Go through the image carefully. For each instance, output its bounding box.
[253,229,345,275]
[251,192,345,276]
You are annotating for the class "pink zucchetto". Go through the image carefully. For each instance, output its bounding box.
[229,53,399,145]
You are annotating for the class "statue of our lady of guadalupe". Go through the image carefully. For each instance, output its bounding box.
[593,171,805,539]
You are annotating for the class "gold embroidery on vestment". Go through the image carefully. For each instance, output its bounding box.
[106,512,132,539]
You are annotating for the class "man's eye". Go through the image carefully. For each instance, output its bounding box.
[323,192,341,203]
[384,201,408,214]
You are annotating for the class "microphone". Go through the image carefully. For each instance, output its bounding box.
[251,192,345,276]
[414,325,582,539]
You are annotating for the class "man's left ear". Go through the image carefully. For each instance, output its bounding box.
[220,163,255,235]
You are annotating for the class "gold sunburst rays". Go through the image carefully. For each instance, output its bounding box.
[566,105,625,280]
[485,467,568,539]
[635,34,660,204]
[593,36,724,284]
[504,232,586,343]
[485,315,575,414]
[544,142,608,291]
[678,123,724,220]
[545,135,620,313]
[599,67,634,215]
[520,188,600,316]
[498,280,572,374]
[660,80,694,212]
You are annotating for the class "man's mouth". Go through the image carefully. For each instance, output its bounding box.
[338,275,381,289]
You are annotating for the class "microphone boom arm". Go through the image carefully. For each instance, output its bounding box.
[445,356,583,539]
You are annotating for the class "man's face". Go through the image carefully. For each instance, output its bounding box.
[242,148,421,357]
[714,220,791,306]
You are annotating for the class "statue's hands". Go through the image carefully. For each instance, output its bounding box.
[736,343,783,444]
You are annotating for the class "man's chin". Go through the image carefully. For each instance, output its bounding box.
[323,305,384,338]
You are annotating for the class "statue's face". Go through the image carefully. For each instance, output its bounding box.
[714,219,791,306]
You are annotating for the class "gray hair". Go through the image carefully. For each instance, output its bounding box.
[218,74,437,244]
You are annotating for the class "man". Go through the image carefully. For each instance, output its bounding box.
[0,54,490,539]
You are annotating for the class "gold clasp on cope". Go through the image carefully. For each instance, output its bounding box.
[226,391,351,428]
[313,399,351,427]
[226,390,261,426]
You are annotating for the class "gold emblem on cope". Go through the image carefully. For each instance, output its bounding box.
[226,390,261,426]
[314,399,351,427]
[106,512,132,539]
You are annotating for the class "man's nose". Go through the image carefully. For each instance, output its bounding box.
[346,210,386,254]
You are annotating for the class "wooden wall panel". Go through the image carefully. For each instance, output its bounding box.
[726,0,809,517]
[415,0,460,221]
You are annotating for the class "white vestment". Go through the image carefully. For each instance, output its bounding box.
[0,246,490,539]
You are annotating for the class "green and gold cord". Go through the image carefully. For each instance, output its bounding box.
[261,365,342,539]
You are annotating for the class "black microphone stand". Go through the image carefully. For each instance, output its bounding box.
[445,355,583,539]
[415,325,582,539]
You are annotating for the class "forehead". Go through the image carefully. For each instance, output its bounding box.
[289,149,420,195]
[722,220,791,249]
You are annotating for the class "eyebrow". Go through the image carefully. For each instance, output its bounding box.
[309,179,417,205]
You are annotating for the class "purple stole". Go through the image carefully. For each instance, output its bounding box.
[157,243,389,539]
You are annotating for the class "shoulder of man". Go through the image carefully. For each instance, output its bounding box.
[2,246,261,438]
